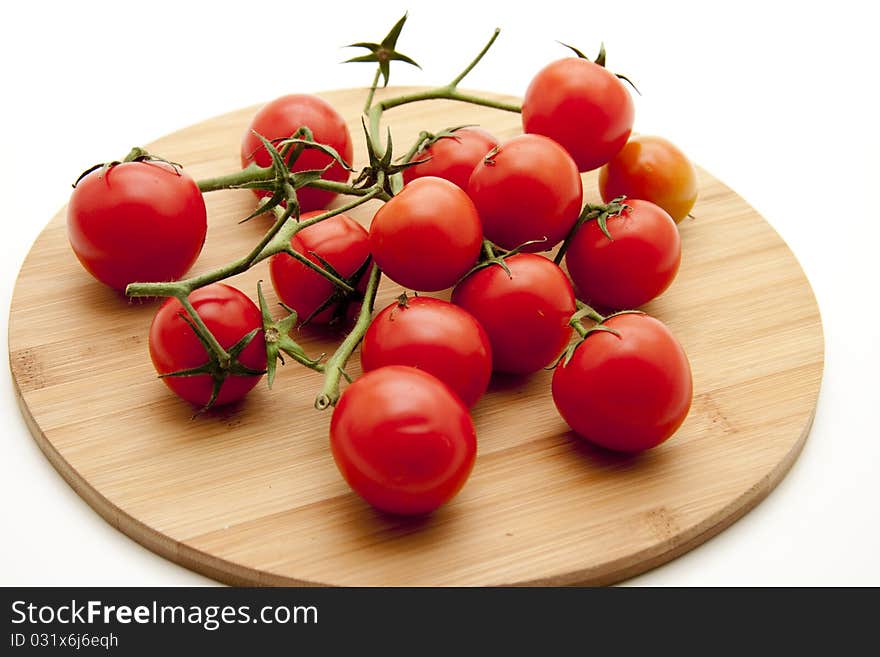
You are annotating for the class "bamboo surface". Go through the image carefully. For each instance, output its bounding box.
[8,88,824,586]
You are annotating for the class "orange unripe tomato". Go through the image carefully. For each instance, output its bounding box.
[598,135,698,223]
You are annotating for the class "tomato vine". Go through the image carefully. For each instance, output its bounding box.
[123,17,527,411]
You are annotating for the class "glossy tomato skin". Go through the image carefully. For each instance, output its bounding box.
[360,296,492,407]
[369,177,482,292]
[522,57,635,172]
[269,211,370,325]
[149,284,266,407]
[565,199,681,310]
[240,94,353,212]
[67,161,207,290]
[552,313,692,452]
[403,127,499,191]
[330,366,477,515]
[467,134,582,252]
[599,135,698,223]
[452,253,576,374]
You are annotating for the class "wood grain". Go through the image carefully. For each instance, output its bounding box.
[8,87,824,586]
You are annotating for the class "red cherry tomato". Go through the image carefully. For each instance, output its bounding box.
[67,161,207,290]
[369,177,482,292]
[522,57,635,172]
[467,134,582,252]
[240,94,353,212]
[599,135,698,223]
[403,127,499,191]
[452,253,576,374]
[330,365,477,515]
[552,313,692,452]
[149,284,266,407]
[269,211,370,325]
[361,296,492,407]
[564,199,681,310]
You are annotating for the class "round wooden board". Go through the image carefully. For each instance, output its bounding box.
[9,88,824,586]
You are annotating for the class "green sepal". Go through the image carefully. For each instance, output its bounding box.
[556,304,636,369]
[482,145,501,166]
[343,13,421,87]
[557,41,640,93]
[602,309,646,321]
[554,197,631,265]
[558,41,589,60]
[463,236,551,283]
[257,281,324,389]
[463,256,512,281]
[596,213,613,241]
[298,254,373,328]
[161,311,266,412]
[272,137,354,171]
[351,120,412,196]
[290,167,334,190]
[560,325,622,367]
[594,42,607,67]
[247,132,301,221]
[458,238,547,282]
[557,40,607,66]
[71,148,182,188]
[414,124,478,152]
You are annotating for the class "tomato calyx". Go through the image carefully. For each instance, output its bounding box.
[257,281,325,388]
[240,132,354,223]
[267,127,354,175]
[414,124,479,153]
[482,145,501,166]
[461,238,547,281]
[71,147,183,188]
[559,302,645,366]
[350,120,423,197]
[558,41,641,95]
[344,13,421,88]
[160,310,266,413]
[553,196,630,265]
[396,124,482,175]
[299,251,373,328]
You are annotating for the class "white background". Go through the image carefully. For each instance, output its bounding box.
[1,0,878,586]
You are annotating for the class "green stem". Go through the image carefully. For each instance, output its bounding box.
[299,187,381,230]
[386,130,429,195]
[379,87,521,114]
[283,248,356,293]
[123,147,149,162]
[367,104,384,153]
[362,27,519,192]
[178,296,230,363]
[126,188,381,299]
[259,186,382,263]
[482,239,496,261]
[315,179,389,199]
[400,131,430,164]
[364,67,382,114]
[554,205,602,265]
[197,163,381,199]
[574,299,605,324]
[127,205,290,298]
[553,229,576,265]
[261,205,356,293]
[449,28,501,88]
[197,163,272,193]
[315,263,381,410]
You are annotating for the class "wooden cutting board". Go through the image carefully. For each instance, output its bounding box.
[8,88,824,586]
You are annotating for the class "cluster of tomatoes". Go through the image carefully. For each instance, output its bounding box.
[66,37,697,517]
